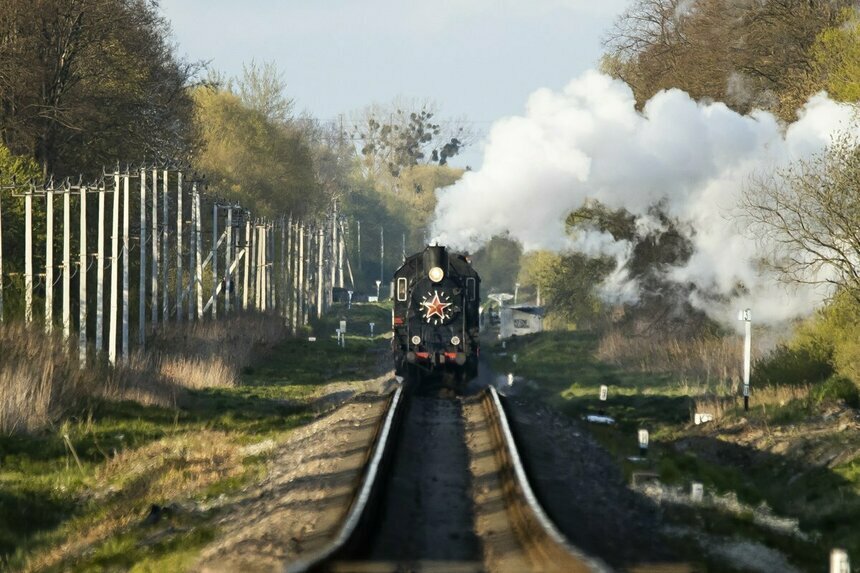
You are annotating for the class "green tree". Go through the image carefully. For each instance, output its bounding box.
[0,0,199,177]
[811,9,860,102]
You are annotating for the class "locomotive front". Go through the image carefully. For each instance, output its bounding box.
[392,245,480,386]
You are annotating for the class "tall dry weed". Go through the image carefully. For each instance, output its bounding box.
[0,313,288,434]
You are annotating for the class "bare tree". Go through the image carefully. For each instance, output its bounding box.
[741,132,860,302]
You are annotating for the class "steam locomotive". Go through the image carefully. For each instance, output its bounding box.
[392,245,481,389]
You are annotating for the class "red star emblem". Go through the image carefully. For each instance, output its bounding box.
[421,290,452,323]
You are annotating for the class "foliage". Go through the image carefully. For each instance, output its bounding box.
[0,0,199,177]
[353,98,472,177]
[741,135,860,303]
[602,0,853,121]
[470,236,523,295]
[811,9,860,103]
[192,86,320,218]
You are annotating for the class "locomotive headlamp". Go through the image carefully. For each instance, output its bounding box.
[450,336,461,346]
[411,335,421,345]
[428,266,445,283]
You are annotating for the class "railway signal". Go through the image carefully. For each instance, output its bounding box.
[738,308,752,411]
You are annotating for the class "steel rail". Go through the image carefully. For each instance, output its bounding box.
[285,384,404,573]
[486,386,612,572]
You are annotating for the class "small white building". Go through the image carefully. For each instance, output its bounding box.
[499,305,544,339]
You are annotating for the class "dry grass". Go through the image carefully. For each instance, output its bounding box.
[0,314,288,435]
[692,384,811,422]
[596,329,759,386]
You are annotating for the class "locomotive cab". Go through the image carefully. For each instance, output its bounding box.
[392,245,481,389]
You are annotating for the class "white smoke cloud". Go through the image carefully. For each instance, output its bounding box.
[430,70,859,324]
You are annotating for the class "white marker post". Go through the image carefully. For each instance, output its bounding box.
[830,549,849,573]
[691,482,704,503]
[347,290,353,310]
[507,373,514,387]
[375,279,381,300]
[369,322,375,337]
[738,308,752,411]
[599,384,608,415]
[638,429,649,458]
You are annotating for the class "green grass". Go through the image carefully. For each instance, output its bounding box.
[0,306,390,571]
[490,330,860,571]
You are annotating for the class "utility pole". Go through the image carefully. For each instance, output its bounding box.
[338,219,345,288]
[380,226,384,286]
[24,186,32,324]
[161,169,168,324]
[243,217,250,311]
[298,224,305,325]
[63,181,71,343]
[78,184,87,365]
[286,215,292,326]
[226,207,233,313]
[108,170,120,365]
[176,171,183,322]
[357,219,361,272]
[95,182,105,353]
[212,204,218,318]
[280,218,286,316]
[45,185,54,333]
[317,227,324,319]
[188,181,197,321]
[122,170,130,361]
[195,187,203,320]
[139,168,146,345]
[402,233,406,262]
[151,167,158,326]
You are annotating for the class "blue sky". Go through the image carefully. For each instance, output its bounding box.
[159,0,630,167]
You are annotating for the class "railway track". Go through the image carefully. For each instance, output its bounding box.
[287,384,609,573]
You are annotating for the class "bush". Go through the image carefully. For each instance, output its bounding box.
[810,376,860,409]
[752,344,833,388]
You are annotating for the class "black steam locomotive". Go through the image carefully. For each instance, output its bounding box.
[392,245,481,389]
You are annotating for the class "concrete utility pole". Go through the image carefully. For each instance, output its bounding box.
[195,187,203,320]
[338,219,345,289]
[212,204,218,318]
[151,167,158,326]
[188,181,197,321]
[45,186,53,333]
[24,186,33,323]
[78,184,87,365]
[63,181,71,342]
[108,170,120,365]
[300,224,307,325]
[317,227,324,319]
[285,215,292,325]
[250,222,258,310]
[280,219,286,316]
[122,171,130,361]
[357,219,361,271]
[161,169,168,324]
[176,171,183,322]
[226,207,233,313]
[95,182,105,353]
[380,227,384,286]
[330,203,337,290]
[243,217,250,311]
[139,168,146,345]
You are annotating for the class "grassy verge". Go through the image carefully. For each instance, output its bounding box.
[490,330,860,571]
[0,303,391,571]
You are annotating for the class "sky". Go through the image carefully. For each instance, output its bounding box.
[158,0,630,168]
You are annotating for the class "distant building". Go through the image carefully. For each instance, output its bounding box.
[499,305,544,339]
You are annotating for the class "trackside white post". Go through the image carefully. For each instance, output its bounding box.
[95,183,105,352]
[78,184,87,365]
[739,308,752,411]
[108,170,120,365]
[139,168,146,344]
[830,549,849,573]
[45,186,54,333]
[24,187,32,324]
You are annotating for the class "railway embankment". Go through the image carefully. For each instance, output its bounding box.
[0,302,393,572]
[488,330,860,572]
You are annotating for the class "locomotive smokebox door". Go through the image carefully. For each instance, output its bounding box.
[423,246,449,282]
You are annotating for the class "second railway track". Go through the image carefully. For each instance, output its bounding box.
[288,384,609,573]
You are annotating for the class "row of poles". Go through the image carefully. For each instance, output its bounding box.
[0,165,366,366]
